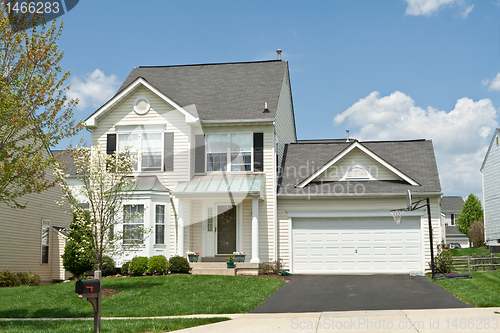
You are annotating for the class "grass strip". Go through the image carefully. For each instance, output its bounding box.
[0,317,230,333]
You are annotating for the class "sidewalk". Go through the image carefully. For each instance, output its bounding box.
[176,308,500,333]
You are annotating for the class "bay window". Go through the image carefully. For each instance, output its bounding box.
[123,204,144,244]
[155,205,165,244]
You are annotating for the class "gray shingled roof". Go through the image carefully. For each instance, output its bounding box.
[442,196,464,213]
[53,150,77,176]
[446,225,466,236]
[278,139,441,195]
[115,60,288,121]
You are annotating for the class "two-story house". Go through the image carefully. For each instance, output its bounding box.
[83,56,443,274]
[84,60,295,269]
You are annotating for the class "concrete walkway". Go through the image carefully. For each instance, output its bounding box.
[176,308,500,333]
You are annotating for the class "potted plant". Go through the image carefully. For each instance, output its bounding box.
[187,251,200,263]
[233,251,246,262]
[226,256,234,268]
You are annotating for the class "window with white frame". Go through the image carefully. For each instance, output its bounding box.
[123,204,144,244]
[117,131,163,171]
[206,133,252,172]
[41,220,49,264]
[155,205,165,244]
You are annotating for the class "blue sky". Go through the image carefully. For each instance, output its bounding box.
[55,0,500,200]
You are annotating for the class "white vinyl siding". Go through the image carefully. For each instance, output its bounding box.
[482,131,500,243]
[275,69,297,169]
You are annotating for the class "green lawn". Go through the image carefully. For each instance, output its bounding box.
[0,275,285,318]
[0,318,229,333]
[449,247,499,257]
[429,271,500,307]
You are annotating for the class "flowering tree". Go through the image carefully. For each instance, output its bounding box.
[55,146,142,271]
[0,6,82,208]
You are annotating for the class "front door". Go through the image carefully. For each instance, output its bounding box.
[216,205,236,254]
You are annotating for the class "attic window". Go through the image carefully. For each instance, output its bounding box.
[341,164,373,181]
[497,136,499,145]
[133,97,150,115]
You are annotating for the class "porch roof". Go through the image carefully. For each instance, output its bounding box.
[173,174,265,198]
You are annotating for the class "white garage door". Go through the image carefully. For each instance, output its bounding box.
[292,217,422,274]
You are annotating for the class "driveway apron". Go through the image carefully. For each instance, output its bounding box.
[251,274,472,313]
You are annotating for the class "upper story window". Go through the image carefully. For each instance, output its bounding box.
[113,125,174,172]
[341,164,374,181]
[206,133,252,172]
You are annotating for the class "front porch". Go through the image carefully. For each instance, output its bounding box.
[173,174,268,266]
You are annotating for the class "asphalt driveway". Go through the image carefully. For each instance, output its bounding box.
[250,274,472,313]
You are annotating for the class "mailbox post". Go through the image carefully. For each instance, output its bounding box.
[75,279,102,333]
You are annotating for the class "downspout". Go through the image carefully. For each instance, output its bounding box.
[170,193,178,256]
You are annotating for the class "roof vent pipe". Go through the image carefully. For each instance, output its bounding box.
[263,102,270,113]
[276,49,282,60]
[346,129,350,142]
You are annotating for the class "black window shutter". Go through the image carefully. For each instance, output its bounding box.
[164,132,174,171]
[195,135,205,173]
[253,133,264,172]
[107,134,116,155]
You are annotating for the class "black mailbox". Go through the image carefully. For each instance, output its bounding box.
[75,279,101,294]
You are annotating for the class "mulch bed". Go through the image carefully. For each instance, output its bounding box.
[102,288,119,297]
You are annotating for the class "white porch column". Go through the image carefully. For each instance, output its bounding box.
[251,197,260,263]
[177,198,184,256]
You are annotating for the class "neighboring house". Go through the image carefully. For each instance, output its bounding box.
[481,129,500,246]
[0,150,71,284]
[81,56,443,274]
[441,196,468,248]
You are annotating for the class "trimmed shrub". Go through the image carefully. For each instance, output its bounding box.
[121,261,130,276]
[62,214,95,277]
[147,255,168,276]
[431,242,454,273]
[17,272,41,286]
[128,256,149,276]
[259,260,284,275]
[168,256,191,274]
[99,255,116,276]
[0,269,20,287]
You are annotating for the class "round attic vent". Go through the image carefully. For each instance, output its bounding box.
[133,97,150,115]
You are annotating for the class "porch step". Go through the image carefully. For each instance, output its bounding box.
[189,262,261,276]
[190,262,235,276]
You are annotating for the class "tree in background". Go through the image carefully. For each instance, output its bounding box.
[55,147,143,272]
[456,194,483,237]
[467,221,485,248]
[62,213,95,277]
[0,6,82,208]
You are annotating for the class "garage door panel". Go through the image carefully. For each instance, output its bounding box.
[292,217,422,274]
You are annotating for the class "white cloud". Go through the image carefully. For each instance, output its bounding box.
[484,73,500,92]
[334,91,498,198]
[404,0,474,17]
[67,69,120,110]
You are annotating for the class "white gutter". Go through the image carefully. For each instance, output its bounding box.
[277,192,443,199]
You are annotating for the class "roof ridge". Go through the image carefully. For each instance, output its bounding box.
[137,60,284,69]
[292,138,427,145]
